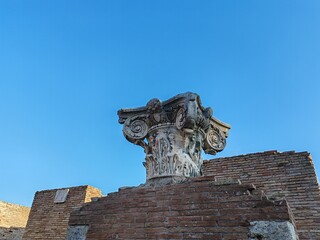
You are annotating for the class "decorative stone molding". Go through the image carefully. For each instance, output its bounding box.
[118,92,230,184]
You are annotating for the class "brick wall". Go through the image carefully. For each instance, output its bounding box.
[69,176,294,239]
[22,185,102,240]
[203,150,320,240]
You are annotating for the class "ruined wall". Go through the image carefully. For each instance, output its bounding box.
[0,227,25,240]
[0,201,30,240]
[203,150,320,240]
[22,185,102,240]
[68,176,295,239]
[0,201,30,228]
[22,150,320,239]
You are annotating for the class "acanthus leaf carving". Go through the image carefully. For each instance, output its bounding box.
[118,92,231,185]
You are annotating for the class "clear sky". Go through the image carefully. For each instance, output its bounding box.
[0,1,319,207]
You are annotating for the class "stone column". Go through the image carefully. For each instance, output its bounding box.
[118,92,230,185]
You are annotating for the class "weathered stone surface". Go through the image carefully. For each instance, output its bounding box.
[66,225,88,240]
[249,221,298,240]
[0,201,30,228]
[54,189,69,203]
[0,227,25,240]
[212,177,242,186]
[0,201,29,240]
[118,92,230,185]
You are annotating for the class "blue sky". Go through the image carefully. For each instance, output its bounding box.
[0,1,319,207]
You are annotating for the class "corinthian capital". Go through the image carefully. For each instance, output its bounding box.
[118,92,230,185]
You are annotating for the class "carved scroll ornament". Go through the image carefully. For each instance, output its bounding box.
[118,92,230,185]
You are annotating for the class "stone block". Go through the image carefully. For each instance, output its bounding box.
[66,225,88,240]
[249,221,298,240]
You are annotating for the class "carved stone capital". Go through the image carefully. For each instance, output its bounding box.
[118,92,230,185]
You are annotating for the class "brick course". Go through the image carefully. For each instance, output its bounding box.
[22,185,102,240]
[69,177,293,240]
[203,150,320,240]
[23,150,320,239]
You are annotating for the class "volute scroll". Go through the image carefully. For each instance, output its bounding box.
[118,92,231,185]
